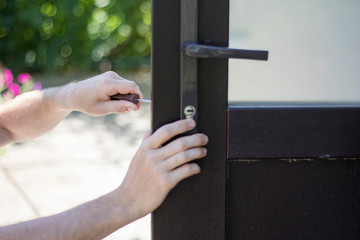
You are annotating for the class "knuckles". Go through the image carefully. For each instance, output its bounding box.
[128,81,137,88]
[103,71,120,79]
[157,174,172,190]
[195,133,207,144]
[158,127,173,141]
[174,151,188,165]
[140,139,152,151]
[175,140,186,151]
[96,77,111,89]
[100,71,138,89]
[145,161,172,190]
[183,164,193,173]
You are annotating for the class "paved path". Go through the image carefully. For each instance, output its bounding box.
[0,104,151,239]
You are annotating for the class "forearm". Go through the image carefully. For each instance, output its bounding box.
[0,86,72,146]
[0,190,132,240]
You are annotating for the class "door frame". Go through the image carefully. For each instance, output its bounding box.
[151,0,228,239]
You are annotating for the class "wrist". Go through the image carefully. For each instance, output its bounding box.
[43,83,74,114]
[99,188,140,230]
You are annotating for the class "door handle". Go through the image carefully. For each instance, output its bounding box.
[180,0,269,133]
[182,42,268,61]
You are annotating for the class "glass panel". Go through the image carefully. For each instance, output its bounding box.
[229,0,360,103]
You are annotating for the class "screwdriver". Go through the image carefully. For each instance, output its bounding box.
[110,93,151,104]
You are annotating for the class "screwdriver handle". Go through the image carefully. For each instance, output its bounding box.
[110,93,139,104]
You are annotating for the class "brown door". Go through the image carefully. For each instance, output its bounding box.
[151,0,360,239]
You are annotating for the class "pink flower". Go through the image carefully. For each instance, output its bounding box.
[4,69,13,88]
[9,83,20,97]
[18,73,31,83]
[33,81,42,90]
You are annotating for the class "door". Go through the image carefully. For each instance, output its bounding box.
[151,0,360,239]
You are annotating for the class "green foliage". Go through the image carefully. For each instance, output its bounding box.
[0,0,151,75]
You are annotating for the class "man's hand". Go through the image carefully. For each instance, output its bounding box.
[116,119,208,221]
[63,71,144,116]
[0,71,143,146]
[0,119,209,240]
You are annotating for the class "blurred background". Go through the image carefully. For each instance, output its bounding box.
[0,0,151,75]
[0,0,152,239]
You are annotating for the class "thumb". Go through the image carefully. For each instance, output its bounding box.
[100,100,139,114]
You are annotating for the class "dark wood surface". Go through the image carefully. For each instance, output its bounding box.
[228,105,360,159]
[151,0,228,239]
[227,159,360,240]
[151,0,180,132]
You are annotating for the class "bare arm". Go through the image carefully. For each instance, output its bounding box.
[0,119,208,240]
[0,71,143,147]
[0,191,129,240]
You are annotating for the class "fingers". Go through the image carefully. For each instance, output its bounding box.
[148,119,196,148]
[168,163,201,188]
[96,71,144,113]
[160,133,208,159]
[163,147,207,171]
[98,100,139,114]
[148,119,208,180]
[69,71,145,116]
[100,71,144,100]
[103,70,122,79]
[118,121,208,216]
[106,78,144,100]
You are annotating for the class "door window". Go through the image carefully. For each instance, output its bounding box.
[229,0,360,103]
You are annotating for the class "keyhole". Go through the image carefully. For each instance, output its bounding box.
[184,105,196,119]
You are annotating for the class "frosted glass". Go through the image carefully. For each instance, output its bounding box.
[229,0,360,103]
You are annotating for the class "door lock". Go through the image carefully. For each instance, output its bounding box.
[184,105,196,119]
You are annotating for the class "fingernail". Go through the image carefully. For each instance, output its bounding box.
[188,119,196,128]
[192,164,201,174]
[126,106,137,112]
[203,135,209,144]
[202,148,207,156]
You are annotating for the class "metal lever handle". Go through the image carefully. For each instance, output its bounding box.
[183,42,268,61]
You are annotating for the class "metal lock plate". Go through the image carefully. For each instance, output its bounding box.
[184,105,196,119]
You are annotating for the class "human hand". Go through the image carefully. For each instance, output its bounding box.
[64,71,143,116]
[116,119,208,221]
